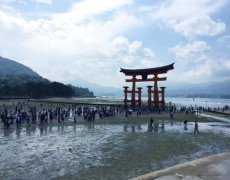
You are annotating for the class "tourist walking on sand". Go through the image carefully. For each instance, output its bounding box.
[148,118,154,132]
[194,121,199,134]
[184,120,188,131]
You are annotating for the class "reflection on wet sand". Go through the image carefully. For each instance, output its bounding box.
[2,124,84,137]
[26,127,31,136]
[123,124,143,132]
[0,119,178,136]
[87,124,95,130]
[16,128,21,138]
[3,127,13,137]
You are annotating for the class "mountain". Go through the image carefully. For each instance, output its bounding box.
[66,77,123,97]
[166,80,230,98]
[0,56,48,86]
[0,56,94,98]
[68,77,230,98]
[0,56,39,76]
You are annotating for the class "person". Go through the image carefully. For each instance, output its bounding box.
[148,118,154,132]
[184,120,188,127]
[184,120,188,131]
[194,121,199,134]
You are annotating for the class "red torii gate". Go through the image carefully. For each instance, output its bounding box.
[120,63,174,107]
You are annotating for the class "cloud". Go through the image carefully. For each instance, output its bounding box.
[169,40,230,83]
[52,0,133,23]
[217,35,230,45]
[170,41,211,64]
[148,0,228,37]
[0,8,154,88]
[0,0,229,89]
[153,0,227,20]
[33,0,52,5]
[168,15,226,37]
[0,0,28,9]
[64,36,157,87]
[169,58,230,83]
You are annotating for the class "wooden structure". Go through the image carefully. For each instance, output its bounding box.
[120,63,174,107]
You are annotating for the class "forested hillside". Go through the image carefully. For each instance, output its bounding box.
[0,56,94,98]
[0,56,39,76]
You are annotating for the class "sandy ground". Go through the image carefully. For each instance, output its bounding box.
[130,152,230,180]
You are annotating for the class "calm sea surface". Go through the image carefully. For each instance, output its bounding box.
[165,97,230,108]
[113,97,230,108]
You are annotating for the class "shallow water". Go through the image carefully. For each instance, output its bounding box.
[1,121,230,180]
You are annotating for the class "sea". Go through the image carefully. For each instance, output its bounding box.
[104,96,230,109]
[165,97,230,109]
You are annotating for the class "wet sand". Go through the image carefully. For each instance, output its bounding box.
[130,152,230,180]
[1,115,230,179]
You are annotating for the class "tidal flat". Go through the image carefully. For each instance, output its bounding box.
[1,98,230,180]
[1,120,230,180]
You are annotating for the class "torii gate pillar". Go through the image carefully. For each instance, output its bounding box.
[123,86,129,107]
[153,74,159,107]
[160,87,166,107]
[147,86,153,107]
[137,87,142,107]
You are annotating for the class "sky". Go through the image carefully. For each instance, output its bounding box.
[0,0,230,90]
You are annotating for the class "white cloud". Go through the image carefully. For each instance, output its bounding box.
[0,8,154,88]
[170,41,211,63]
[149,0,228,37]
[183,59,230,82]
[0,0,27,10]
[217,35,230,44]
[183,63,212,80]
[153,0,227,20]
[144,48,155,58]
[169,58,230,83]
[61,36,157,87]
[33,0,52,5]
[52,0,133,23]
[169,15,226,37]
[0,0,229,89]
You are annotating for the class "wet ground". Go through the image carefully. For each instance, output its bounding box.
[1,120,230,180]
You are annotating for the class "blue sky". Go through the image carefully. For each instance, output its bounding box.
[0,0,230,89]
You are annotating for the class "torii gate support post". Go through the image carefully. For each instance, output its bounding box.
[147,86,153,107]
[153,74,159,107]
[131,75,136,107]
[137,87,142,107]
[123,86,129,108]
[160,87,166,107]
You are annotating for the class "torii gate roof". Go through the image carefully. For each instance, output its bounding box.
[120,63,174,76]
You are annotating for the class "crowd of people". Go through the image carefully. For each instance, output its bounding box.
[0,99,222,134]
[0,100,129,128]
